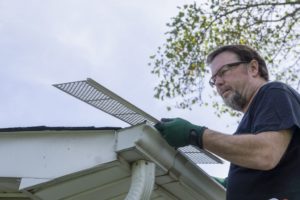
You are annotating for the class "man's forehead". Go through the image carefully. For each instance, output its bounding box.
[209,52,239,70]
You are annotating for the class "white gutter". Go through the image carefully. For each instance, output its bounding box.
[125,160,155,200]
[117,123,226,200]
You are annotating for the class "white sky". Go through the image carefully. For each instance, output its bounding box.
[0,0,239,177]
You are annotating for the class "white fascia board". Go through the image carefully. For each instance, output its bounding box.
[20,178,51,190]
[116,123,226,200]
[0,130,117,179]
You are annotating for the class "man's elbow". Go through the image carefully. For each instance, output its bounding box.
[257,153,280,171]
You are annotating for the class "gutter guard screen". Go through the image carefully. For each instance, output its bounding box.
[54,78,222,164]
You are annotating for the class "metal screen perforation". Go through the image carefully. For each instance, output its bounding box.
[178,146,222,164]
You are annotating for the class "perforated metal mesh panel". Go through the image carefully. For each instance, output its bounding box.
[179,146,222,164]
[53,78,158,126]
[53,78,222,164]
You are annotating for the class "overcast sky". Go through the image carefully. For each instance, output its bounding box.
[0,0,240,177]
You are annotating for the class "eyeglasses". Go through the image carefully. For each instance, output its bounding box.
[209,61,249,87]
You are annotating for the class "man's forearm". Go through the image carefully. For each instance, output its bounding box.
[202,129,291,170]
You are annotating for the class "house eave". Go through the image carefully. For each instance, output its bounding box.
[0,123,225,200]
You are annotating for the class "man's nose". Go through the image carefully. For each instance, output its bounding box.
[215,75,225,87]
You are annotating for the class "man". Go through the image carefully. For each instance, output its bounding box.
[155,45,300,200]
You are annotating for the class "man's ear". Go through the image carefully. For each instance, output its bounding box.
[248,60,260,77]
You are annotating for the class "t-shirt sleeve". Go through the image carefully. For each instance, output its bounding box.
[252,87,300,133]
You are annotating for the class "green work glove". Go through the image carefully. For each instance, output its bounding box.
[212,176,228,188]
[154,118,207,148]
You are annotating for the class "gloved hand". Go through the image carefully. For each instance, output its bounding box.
[154,118,207,148]
[212,176,228,188]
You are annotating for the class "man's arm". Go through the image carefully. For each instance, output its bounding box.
[202,129,292,170]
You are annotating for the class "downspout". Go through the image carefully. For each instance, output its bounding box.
[125,160,155,200]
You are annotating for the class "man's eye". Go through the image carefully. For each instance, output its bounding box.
[219,68,228,76]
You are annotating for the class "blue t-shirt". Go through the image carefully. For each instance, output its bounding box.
[227,82,300,200]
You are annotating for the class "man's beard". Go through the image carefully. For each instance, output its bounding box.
[223,90,248,112]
